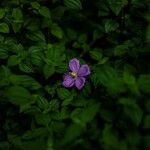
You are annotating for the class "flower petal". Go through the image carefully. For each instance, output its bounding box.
[75,77,86,90]
[78,65,90,77]
[69,58,80,72]
[63,74,74,88]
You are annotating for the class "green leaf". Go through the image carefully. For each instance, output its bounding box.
[90,49,103,61]
[114,44,128,56]
[0,23,9,33]
[57,88,74,106]
[91,66,125,94]
[9,75,41,90]
[38,6,51,18]
[119,98,143,126]
[99,57,109,64]
[64,0,82,10]
[78,103,100,124]
[0,45,8,59]
[29,46,44,67]
[102,125,128,150]
[26,31,46,42]
[55,63,67,73]
[12,8,23,21]
[62,97,74,106]
[78,34,87,43]
[12,23,22,33]
[51,23,63,39]
[43,64,55,79]
[102,125,119,149]
[123,71,139,95]
[62,123,83,144]
[19,63,34,73]
[57,88,71,100]
[93,29,103,41]
[108,0,128,15]
[7,86,31,105]
[143,115,150,129]
[123,71,135,85]
[8,55,20,66]
[0,9,5,19]
[0,66,10,87]
[98,3,109,17]
[138,74,150,93]
[31,2,40,9]
[35,95,49,110]
[48,99,59,112]
[71,103,100,126]
[45,44,66,66]
[104,19,119,33]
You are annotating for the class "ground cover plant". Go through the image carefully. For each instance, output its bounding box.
[0,0,150,149]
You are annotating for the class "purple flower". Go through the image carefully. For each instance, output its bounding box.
[63,58,90,90]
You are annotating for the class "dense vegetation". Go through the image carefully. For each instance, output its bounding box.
[0,0,150,149]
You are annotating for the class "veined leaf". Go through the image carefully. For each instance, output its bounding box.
[104,19,119,33]
[7,86,31,106]
[108,0,128,15]
[64,0,82,10]
[43,64,55,79]
[9,75,41,90]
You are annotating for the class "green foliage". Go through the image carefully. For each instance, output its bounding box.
[102,124,128,150]
[64,0,82,10]
[119,98,143,126]
[51,23,64,39]
[0,0,149,149]
[108,0,128,15]
[143,115,150,129]
[104,19,119,33]
[0,23,9,33]
[12,8,23,32]
[6,86,32,106]
[138,74,150,93]
[92,65,125,94]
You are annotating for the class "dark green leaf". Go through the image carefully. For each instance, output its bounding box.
[138,74,150,93]
[64,0,82,10]
[105,19,119,33]
[57,88,71,100]
[7,86,31,105]
[0,23,9,33]
[119,98,143,126]
[0,9,5,19]
[9,75,41,90]
[26,31,46,42]
[38,6,51,18]
[8,55,20,66]
[51,23,63,39]
[108,0,128,15]
[143,115,150,129]
[43,64,55,79]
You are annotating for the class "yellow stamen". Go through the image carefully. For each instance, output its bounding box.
[71,72,77,78]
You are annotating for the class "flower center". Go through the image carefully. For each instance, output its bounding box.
[71,72,77,78]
